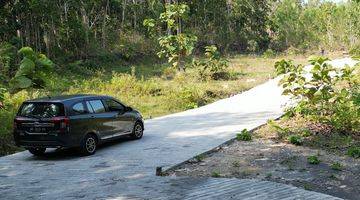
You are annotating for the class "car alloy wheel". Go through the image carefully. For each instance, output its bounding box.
[81,134,97,155]
[86,137,96,153]
[132,123,143,139]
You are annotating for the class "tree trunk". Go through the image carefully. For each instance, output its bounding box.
[122,0,127,28]
[102,0,109,49]
[165,0,172,35]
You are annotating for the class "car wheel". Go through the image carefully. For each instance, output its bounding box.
[81,134,97,156]
[28,148,46,156]
[131,122,143,139]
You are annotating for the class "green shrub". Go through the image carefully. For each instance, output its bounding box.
[9,47,54,94]
[288,135,303,145]
[195,154,205,162]
[0,42,17,82]
[211,171,221,178]
[193,45,230,80]
[236,129,252,141]
[301,129,312,137]
[275,57,360,134]
[268,119,291,139]
[263,49,276,58]
[347,146,360,158]
[331,162,343,171]
[307,155,320,165]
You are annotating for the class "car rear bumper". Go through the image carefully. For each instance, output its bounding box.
[17,140,65,148]
[14,132,79,148]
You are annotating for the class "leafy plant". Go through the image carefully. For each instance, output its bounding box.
[236,129,252,141]
[194,45,229,80]
[195,154,205,162]
[347,146,360,158]
[288,135,303,145]
[275,57,360,134]
[331,162,343,171]
[9,47,54,94]
[211,171,221,178]
[0,42,17,82]
[307,155,320,165]
[144,3,197,72]
[0,87,6,108]
[268,119,291,139]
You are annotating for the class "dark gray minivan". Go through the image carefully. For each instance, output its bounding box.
[13,94,144,156]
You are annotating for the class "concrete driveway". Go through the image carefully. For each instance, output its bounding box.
[0,58,356,200]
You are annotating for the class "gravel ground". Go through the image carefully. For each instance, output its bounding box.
[167,139,360,200]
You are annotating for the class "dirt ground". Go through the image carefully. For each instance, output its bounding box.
[166,139,360,200]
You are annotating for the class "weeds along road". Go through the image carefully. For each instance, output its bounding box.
[0,58,356,199]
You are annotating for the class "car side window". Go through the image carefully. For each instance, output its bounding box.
[72,102,86,115]
[87,100,105,114]
[86,101,94,113]
[104,99,124,112]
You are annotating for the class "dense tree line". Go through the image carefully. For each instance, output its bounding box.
[0,0,270,61]
[0,0,359,64]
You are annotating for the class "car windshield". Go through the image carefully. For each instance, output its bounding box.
[19,102,65,118]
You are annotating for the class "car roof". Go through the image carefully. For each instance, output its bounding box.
[25,94,111,103]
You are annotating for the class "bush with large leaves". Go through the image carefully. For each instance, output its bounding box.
[9,47,53,93]
[276,57,360,134]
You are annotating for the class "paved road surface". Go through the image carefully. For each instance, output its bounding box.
[0,58,356,200]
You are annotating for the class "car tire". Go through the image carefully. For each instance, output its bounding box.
[80,134,97,156]
[131,122,143,139]
[28,148,46,156]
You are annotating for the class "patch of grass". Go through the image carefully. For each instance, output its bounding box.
[307,155,320,165]
[265,173,272,179]
[331,162,343,171]
[195,154,206,162]
[347,146,360,158]
[303,183,312,190]
[288,135,303,145]
[329,174,339,180]
[211,171,221,178]
[301,129,312,137]
[236,129,252,141]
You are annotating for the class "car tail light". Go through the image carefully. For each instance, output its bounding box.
[52,117,70,133]
[13,117,28,129]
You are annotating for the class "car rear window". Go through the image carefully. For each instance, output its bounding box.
[19,102,65,118]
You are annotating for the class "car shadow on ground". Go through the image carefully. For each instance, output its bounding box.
[24,136,134,161]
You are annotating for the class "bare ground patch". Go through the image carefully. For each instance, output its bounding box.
[166,139,360,200]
